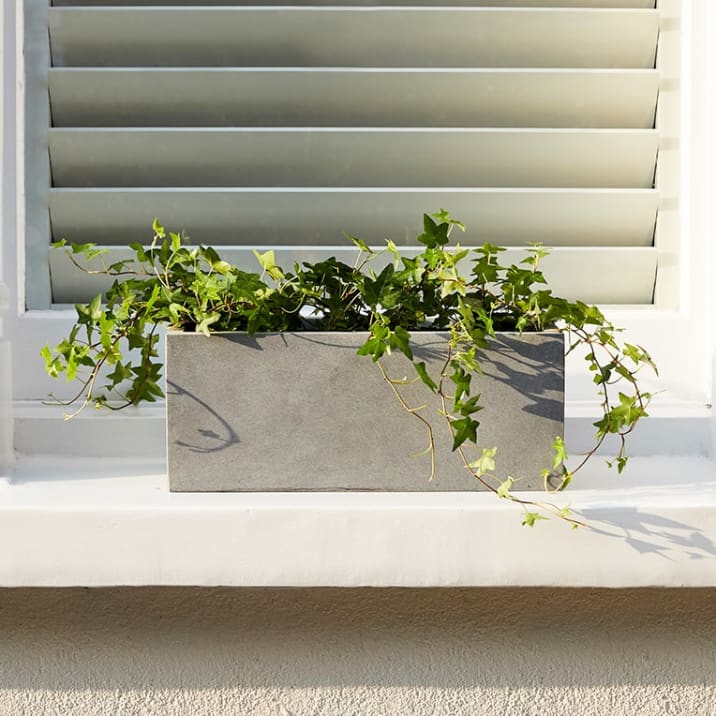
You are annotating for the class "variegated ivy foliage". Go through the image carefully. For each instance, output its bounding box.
[43,211,656,526]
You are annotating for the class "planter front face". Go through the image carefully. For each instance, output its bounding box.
[166,331,564,492]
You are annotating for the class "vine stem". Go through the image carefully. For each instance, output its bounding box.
[378,342,587,528]
[375,359,436,481]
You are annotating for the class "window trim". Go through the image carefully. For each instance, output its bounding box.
[2,0,716,590]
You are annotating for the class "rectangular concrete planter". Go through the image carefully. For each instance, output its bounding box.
[166,331,564,492]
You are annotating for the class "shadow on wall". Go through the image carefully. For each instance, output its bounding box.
[583,509,716,561]
[0,587,713,695]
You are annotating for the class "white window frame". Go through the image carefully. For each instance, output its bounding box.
[1,0,715,462]
[2,1,716,590]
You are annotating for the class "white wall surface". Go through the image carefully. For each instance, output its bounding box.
[0,587,713,716]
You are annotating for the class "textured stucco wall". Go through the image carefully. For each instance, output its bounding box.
[0,587,713,715]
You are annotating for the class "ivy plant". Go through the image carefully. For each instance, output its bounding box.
[43,211,656,526]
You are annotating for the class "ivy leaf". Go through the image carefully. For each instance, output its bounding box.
[346,233,373,254]
[431,208,465,232]
[470,447,497,477]
[556,469,573,491]
[253,249,284,280]
[388,326,413,360]
[41,345,63,378]
[496,475,513,498]
[450,364,472,404]
[357,325,389,362]
[607,456,629,474]
[196,312,221,336]
[450,416,479,451]
[417,214,439,248]
[106,360,133,386]
[386,240,400,265]
[363,264,395,308]
[552,435,567,471]
[152,218,166,239]
[522,512,548,528]
[458,394,482,417]
[414,361,438,392]
[88,294,103,322]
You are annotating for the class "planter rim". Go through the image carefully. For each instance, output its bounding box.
[166,328,562,336]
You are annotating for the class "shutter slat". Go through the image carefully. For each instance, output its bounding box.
[49,188,658,248]
[49,8,658,69]
[51,2,657,9]
[49,69,659,129]
[48,129,658,189]
[49,246,657,305]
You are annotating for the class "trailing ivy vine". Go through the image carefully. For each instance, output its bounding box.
[43,211,656,526]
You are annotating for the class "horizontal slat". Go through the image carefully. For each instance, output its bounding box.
[48,129,658,188]
[49,8,658,69]
[49,188,658,248]
[51,2,658,9]
[49,69,658,129]
[49,246,657,305]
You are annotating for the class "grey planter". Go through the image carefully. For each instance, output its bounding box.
[166,331,564,492]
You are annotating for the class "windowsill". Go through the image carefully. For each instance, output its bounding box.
[1,454,715,588]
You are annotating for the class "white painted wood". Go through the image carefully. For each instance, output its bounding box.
[49,68,659,129]
[48,128,658,188]
[41,0,662,309]
[48,245,657,305]
[1,455,714,588]
[49,188,658,248]
[50,1,657,8]
[23,0,53,309]
[49,7,658,69]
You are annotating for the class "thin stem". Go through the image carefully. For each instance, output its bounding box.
[376,359,436,481]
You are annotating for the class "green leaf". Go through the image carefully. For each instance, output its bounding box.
[152,218,166,239]
[453,347,481,373]
[450,416,479,451]
[470,447,497,478]
[196,312,221,336]
[88,294,103,321]
[346,233,373,254]
[522,512,548,528]
[458,394,482,417]
[40,345,52,366]
[552,435,567,471]
[417,214,449,249]
[414,361,438,392]
[389,326,413,360]
[106,361,133,386]
[253,249,285,280]
[386,240,400,265]
[357,325,389,362]
[607,455,629,474]
[363,264,395,308]
[496,475,513,498]
[431,208,465,232]
[450,364,472,404]
[556,470,573,491]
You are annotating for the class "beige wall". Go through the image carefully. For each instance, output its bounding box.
[0,587,713,715]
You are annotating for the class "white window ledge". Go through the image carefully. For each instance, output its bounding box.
[1,455,715,588]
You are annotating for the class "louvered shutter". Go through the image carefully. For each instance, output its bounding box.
[36,0,660,306]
